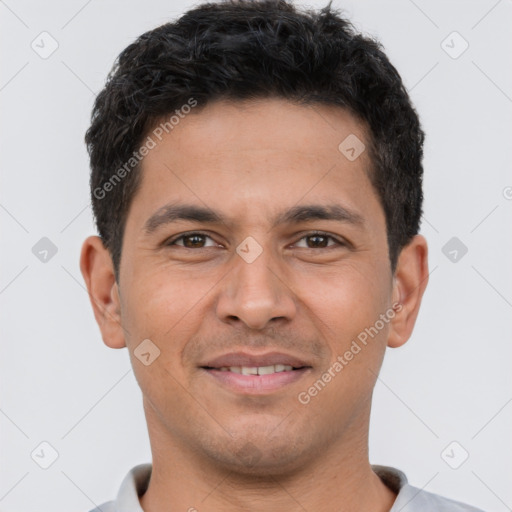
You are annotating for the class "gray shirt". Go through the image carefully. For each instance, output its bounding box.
[89,463,485,511]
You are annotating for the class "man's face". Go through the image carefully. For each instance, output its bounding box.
[111,98,399,474]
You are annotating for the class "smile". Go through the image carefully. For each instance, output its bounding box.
[199,351,313,394]
[209,364,299,374]
[201,364,311,394]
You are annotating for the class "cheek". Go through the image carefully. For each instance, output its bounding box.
[296,270,391,419]
[299,261,392,402]
[125,267,207,324]
[121,269,222,391]
[121,276,203,413]
[307,262,391,343]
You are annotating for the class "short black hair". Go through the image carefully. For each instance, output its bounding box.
[85,0,425,281]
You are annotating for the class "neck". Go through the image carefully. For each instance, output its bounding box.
[139,402,397,512]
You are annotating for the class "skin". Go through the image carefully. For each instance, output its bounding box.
[80,98,429,511]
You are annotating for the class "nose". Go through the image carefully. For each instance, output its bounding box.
[215,243,297,330]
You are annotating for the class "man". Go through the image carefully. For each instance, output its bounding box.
[80,0,484,510]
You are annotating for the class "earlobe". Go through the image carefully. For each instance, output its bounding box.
[387,235,429,349]
[79,235,126,349]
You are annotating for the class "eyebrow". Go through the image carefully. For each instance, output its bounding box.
[143,202,365,234]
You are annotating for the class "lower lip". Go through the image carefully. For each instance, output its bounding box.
[202,368,310,394]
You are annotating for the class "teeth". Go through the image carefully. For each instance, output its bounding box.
[241,366,258,375]
[257,365,276,375]
[217,364,295,375]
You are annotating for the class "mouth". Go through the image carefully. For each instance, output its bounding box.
[199,352,312,394]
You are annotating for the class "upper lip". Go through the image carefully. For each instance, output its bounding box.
[200,351,312,369]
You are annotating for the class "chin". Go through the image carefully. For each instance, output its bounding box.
[201,422,316,477]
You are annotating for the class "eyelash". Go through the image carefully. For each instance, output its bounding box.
[165,231,346,250]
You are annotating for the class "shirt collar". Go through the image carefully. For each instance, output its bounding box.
[114,463,408,511]
[115,463,151,511]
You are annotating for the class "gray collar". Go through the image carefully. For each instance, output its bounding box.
[104,463,483,512]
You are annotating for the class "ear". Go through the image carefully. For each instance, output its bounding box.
[387,235,429,349]
[79,235,126,349]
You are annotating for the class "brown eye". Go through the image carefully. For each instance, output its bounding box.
[167,232,217,248]
[295,232,344,249]
[306,234,329,248]
[182,234,206,248]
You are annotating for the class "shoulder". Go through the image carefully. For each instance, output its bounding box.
[86,463,152,512]
[372,465,485,512]
[393,482,486,512]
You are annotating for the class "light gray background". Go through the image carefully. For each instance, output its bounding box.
[1,0,511,510]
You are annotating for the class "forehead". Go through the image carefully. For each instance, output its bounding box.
[152,98,370,160]
[127,98,383,232]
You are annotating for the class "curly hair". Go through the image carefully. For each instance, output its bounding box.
[85,0,425,281]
